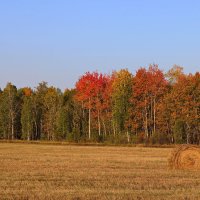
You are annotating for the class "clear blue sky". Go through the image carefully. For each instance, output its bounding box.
[0,0,199,90]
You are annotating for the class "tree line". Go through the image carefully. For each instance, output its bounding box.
[0,65,199,144]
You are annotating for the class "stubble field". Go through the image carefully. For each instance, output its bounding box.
[0,143,200,200]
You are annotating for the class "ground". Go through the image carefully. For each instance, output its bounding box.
[0,143,200,200]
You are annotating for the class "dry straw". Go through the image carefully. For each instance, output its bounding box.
[169,145,200,170]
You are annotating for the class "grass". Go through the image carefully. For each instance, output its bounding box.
[0,143,200,199]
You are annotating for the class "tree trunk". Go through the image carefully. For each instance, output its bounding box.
[88,98,91,140]
[145,99,148,138]
[186,122,190,144]
[11,117,14,140]
[103,120,107,137]
[153,97,156,134]
[3,131,6,140]
[98,110,101,136]
[27,130,30,141]
[127,131,130,143]
[113,121,116,137]
[40,119,43,138]
[34,121,38,140]
[151,96,153,135]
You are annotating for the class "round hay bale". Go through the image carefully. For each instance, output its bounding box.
[169,145,200,170]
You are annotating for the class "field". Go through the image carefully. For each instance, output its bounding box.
[1,143,200,199]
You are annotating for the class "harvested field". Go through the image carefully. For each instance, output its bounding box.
[0,143,200,200]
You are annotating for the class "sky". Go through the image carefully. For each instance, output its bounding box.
[0,0,200,90]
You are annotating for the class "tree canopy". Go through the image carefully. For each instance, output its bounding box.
[0,65,199,144]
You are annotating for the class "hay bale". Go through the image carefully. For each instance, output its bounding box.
[169,145,200,170]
